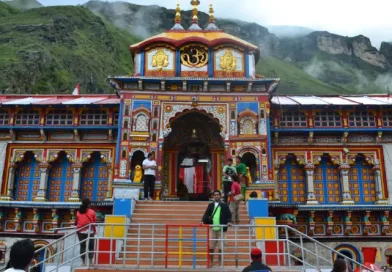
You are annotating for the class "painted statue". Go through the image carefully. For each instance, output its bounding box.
[220,50,237,71]
[278,213,297,224]
[246,167,252,183]
[133,165,143,182]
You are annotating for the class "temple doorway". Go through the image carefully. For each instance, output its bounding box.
[242,152,257,182]
[130,150,146,181]
[163,110,224,200]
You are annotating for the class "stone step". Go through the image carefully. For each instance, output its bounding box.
[115,259,252,267]
[133,208,248,213]
[76,267,301,272]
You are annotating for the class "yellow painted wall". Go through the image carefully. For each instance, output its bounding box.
[104,215,127,238]
[255,217,276,240]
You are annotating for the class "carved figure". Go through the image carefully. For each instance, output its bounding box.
[246,167,252,183]
[152,49,169,70]
[344,215,351,222]
[133,165,143,183]
[95,211,105,221]
[278,213,297,224]
[220,50,237,71]
[33,212,41,221]
[52,212,59,221]
[380,215,388,223]
[15,211,23,220]
[363,214,370,222]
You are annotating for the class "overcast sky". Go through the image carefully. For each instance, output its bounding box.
[40,0,392,48]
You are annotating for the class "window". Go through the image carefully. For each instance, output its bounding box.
[15,110,40,125]
[80,110,108,126]
[382,112,392,127]
[278,156,306,204]
[135,114,148,132]
[243,120,253,134]
[348,157,376,203]
[348,112,375,127]
[280,112,307,127]
[0,110,9,125]
[313,157,341,204]
[46,110,73,125]
[314,112,342,127]
[114,112,119,126]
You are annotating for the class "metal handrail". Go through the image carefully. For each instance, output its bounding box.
[32,223,375,272]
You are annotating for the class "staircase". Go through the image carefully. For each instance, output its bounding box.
[119,200,254,269]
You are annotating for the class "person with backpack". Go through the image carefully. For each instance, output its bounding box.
[76,198,96,266]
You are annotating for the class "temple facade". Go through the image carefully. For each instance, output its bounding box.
[0,0,391,267]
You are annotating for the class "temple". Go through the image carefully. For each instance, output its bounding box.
[0,0,391,268]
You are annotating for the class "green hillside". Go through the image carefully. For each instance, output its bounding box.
[1,0,42,10]
[0,1,19,16]
[258,57,350,95]
[0,5,138,93]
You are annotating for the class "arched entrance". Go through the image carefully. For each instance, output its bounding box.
[130,150,146,181]
[242,152,257,182]
[163,110,224,200]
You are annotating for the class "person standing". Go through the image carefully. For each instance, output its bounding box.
[242,248,272,272]
[142,152,157,201]
[76,198,97,266]
[222,158,236,203]
[331,258,347,272]
[229,175,242,224]
[201,190,232,267]
[235,156,248,198]
[4,239,35,272]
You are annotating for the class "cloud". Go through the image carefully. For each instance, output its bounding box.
[375,74,392,91]
[41,0,392,48]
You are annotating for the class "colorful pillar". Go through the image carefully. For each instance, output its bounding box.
[3,162,17,201]
[339,163,354,204]
[105,163,114,200]
[304,163,318,205]
[34,161,51,202]
[69,162,82,202]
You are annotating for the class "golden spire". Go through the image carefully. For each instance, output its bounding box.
[191,0,200,24]
[209,3,215,23]
[171,0,184,30]
[175,2,181,24]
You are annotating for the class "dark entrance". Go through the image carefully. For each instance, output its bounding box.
[164,110,223,200]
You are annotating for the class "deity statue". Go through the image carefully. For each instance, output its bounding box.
[220,50,237,71]
[152,49,169,70]
[133,165,143,183]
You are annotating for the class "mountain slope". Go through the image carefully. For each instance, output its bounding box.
[84,0,392,94]
[0,0,42,10]
[0,5,139,93]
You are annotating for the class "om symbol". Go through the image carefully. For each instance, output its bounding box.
[180,46,208,68]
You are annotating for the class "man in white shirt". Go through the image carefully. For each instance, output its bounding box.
[5,239,35,272]
[142,152,157,200]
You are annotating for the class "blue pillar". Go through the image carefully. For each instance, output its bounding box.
[245,50,249,78]
[176,49,181,77]
[115,99,124,165]
[267,115,272,172]
[140,51,145,76]
[208,48,214,77]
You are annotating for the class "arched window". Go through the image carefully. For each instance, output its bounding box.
[231,111,236,120]
[348,156,376,203]
[46,110,73,125]
[0,110,9,125]
[313,157,341,204]
[348,112,376,127]
[135,114,148,132]
[382,112,392,127]
[124,120,129,129]
[152,121,158,130]
[239,116,256,135]
[124,106,129,116]
[80,110,108,126]
[153,107,158,117]
[123,132,128,141]
[278,156,306,204]
[15,110,40,125]
[280,112,307,127]
[47,152,73,202]
[81,152,109,201]
[122,150,126,158]
[314,112,342,127]
[14,152,40,201]
[152,134,157,142]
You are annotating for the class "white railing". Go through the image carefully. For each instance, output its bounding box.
[31,223,376,272]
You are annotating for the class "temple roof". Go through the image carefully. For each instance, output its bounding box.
[0,95,120,105]
[130,30,259,53]
[271,95,392,106]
